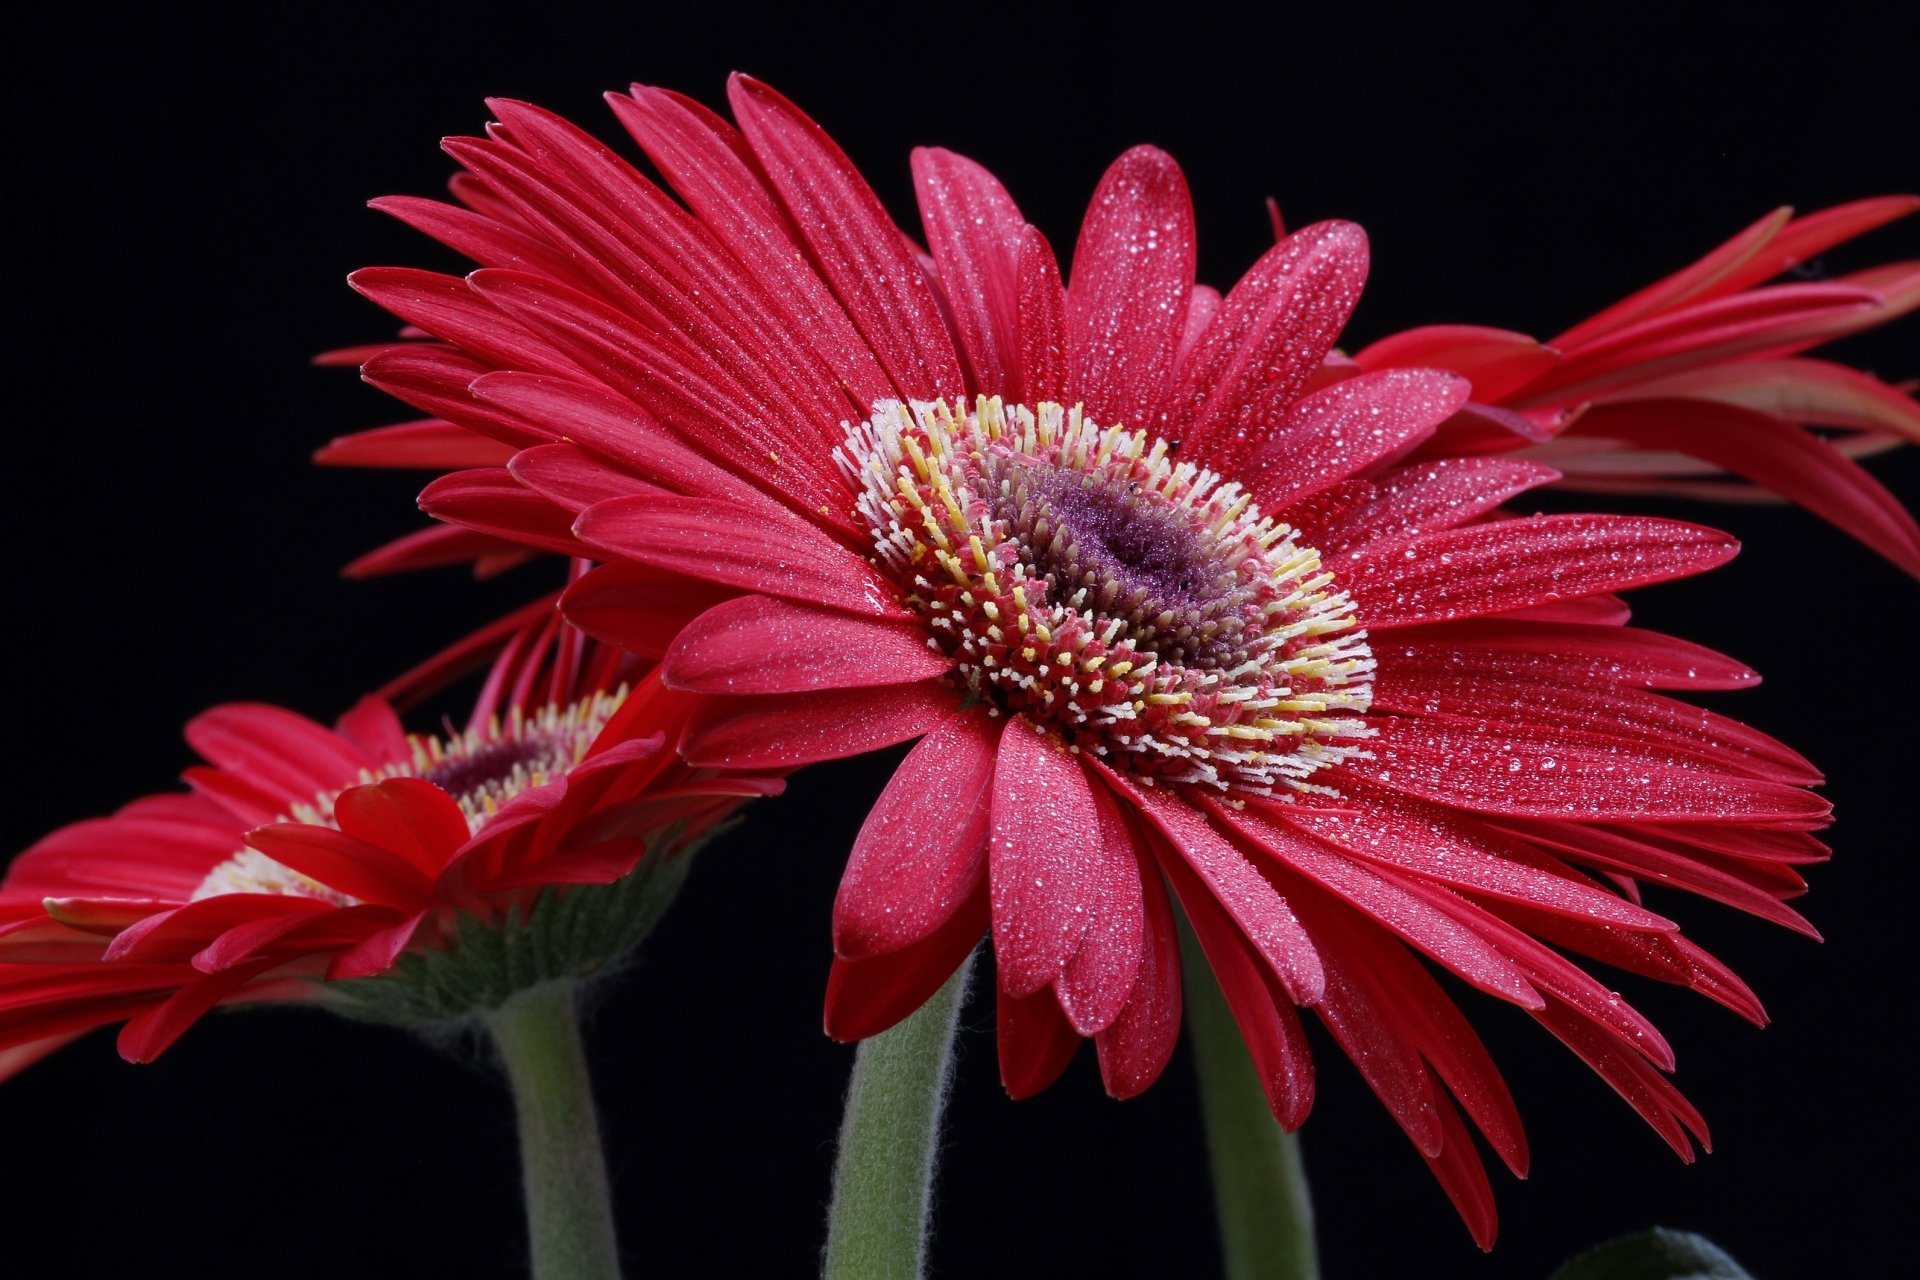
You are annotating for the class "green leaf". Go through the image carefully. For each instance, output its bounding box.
[1550,1228,1756,1280]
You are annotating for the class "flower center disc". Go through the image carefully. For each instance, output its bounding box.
[841,398,1375,794]
[190,690,627,902]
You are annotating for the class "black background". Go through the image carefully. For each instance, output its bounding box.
[5,5,1916,1277]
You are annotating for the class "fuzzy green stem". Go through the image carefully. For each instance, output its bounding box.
[822,953,975,1280]
[484,980,622,1280]
[1180,923,1319,1280]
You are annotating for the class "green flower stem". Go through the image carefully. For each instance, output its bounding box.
[1180,922,1319,1280]
[822,952,976,1280]
[484,980,623,1280]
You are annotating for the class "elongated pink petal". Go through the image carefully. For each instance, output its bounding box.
[1705,195,1920,302]
[1173,221,1369,471]
[316,419,517,470]
[607,86,895,412]
[1349,923,1529,1177]
[1489,819,1822,936]
[1294,898,1443,1156]
[834,711,996,958]
[1066,146,1196,432]
[1354,324,1563,403]
[1114,772,1324,1003]
[728,76,964,401]
[116,959,280,1064]
[1371,670,1819,784]
[997,979,1082,1100]
[240,825,434,908]
[1053,786,1147,1035]
[326,911,429,980]
[1161,847,1314,1128]
[101,895,325,963]
[347,267,577,377]
[1245,368,1468,512]
[1570,398,1920,578]
[341,522,534,582]
[1346,514,1738,628]
[1518,282,1883,406]
[418,468,595,560]
[507,443,665,514]
[1272,787,1668,929]
[823,890,985,1042]
[1532,995,1709,1161]
[664,595,950,696]
[913,147,1026,395]
[191,908,345,972]
[1382,619,1759,690]
[1093,856,1182,1100]
[1617,356,1920,444]
[184,704,372,804]
[1421,1094,1500,1250]
[680,680,954,769]
[1350,717,1830,827]
[988,718,1102,997]
[469,371,811,518]
[1218,802,1542,1006]
[1552,207,1796,350]
[560,560,738,660]
[1015,227,1068,404]
[359,346,551,449]
[575,495,904,619]
[1319,457,1560,558]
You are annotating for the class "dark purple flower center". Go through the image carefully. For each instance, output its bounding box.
[420,734,556,796]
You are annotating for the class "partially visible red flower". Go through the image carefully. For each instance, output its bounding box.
[323,77,1835,1245]
[1352,198,1920,575]
[0,604,781,1075]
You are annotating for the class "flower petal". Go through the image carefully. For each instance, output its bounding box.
[912,147,1026,395]
[1568,398,1920,578]
[1115,772,1324,1004]
[664,595,950,696]
[988,718,1102,998]
[560,560,739,661]
[1345,514,1738,628]
[1066,146,1195,432]
[332,778,473,881]
[240,825,435,908]
[997,979,1082,1100]
[574,495,905,619]
[823,891,985,1042]
[1245,368,1469,513]
[728,75,964,400]
[1173,221,1370,471]
[680,681,954,770]
[1093,857,1183,1100]
[834,711,996,958]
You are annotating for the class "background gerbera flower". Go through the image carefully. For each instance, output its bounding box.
[322,75,1839,1244]
[1352,198,1920,577]
[0,603,780,1071]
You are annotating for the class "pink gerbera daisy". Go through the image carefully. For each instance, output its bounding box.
[0,603,780,1076]
[340,77,1832,1242]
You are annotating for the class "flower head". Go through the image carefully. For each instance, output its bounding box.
[0,605,781,1075]
[339,77,1833,1243]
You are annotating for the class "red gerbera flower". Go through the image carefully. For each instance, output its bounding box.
[338,77,1834,1243]
[1353,198,1920,576]
[0,603,780,1077]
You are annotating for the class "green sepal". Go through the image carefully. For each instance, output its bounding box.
[1549,1228,1756,1280]
[324,841,698,1028]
